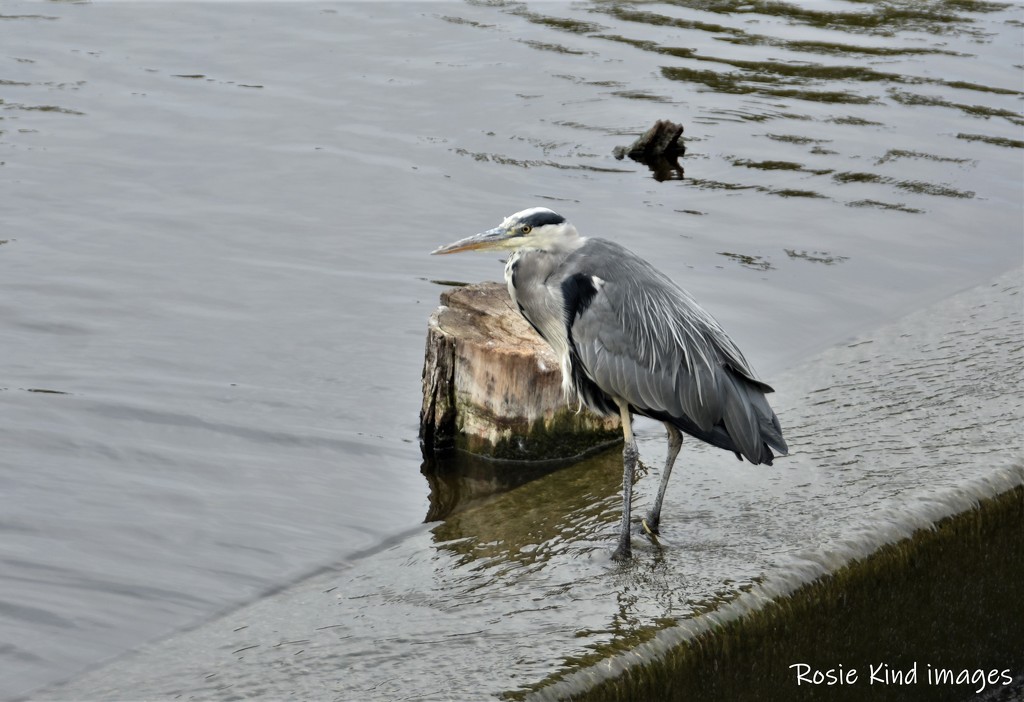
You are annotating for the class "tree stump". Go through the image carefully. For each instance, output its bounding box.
[420,282,621,461]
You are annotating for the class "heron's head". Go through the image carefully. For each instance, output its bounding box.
[431,207,581,256]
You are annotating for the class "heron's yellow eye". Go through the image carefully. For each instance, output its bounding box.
[521,225,532,235]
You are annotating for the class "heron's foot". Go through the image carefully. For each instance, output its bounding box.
[611,541,632,561]
[641,517,661,545]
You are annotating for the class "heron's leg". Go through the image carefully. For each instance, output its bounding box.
[643,424,683,536]
[611,402,637,561]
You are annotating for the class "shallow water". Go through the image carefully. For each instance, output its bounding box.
[1,1,1021,698]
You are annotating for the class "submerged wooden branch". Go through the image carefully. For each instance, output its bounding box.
[420,282,621,461]
[613,119,686,181]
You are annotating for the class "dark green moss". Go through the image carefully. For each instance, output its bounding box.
[457,409,621,462]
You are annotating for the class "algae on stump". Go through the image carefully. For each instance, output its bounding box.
[420,282,621,460]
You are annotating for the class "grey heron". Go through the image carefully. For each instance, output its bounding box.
[432,207,788,560]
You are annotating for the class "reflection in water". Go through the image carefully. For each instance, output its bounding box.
[420,448,615,522]
[423,448,696,663]
[617,148,685,181]
[623,146,685,181]
[428,452,622,566]
[957,132,1024,148]
[490,1,1022,164]
[418,447,757,700]
[784,249,849,265]
[718,250,774,270]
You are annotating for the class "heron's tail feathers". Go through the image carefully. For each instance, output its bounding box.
[633,366,788,466]
[718,367,788,466]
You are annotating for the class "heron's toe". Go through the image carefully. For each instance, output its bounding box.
[641,518,661,545]
[642,516,660,535]
[611,544,632,561]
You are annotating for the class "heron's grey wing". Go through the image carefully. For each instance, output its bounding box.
[562,239,787,463]
[566,270,720,427]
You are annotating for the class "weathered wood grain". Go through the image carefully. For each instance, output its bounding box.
[420,281,621,460]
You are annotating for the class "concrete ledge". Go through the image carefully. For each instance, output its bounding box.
[533,483,1023,702]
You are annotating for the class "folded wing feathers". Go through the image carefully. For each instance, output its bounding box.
[565,238,787,465]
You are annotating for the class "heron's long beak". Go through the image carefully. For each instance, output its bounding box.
[431,226,508,255]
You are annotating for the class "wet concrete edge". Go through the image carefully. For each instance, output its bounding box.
[527,476,1023,702]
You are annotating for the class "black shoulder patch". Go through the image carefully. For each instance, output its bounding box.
[520,209,566,229]
[561,273,599,328]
